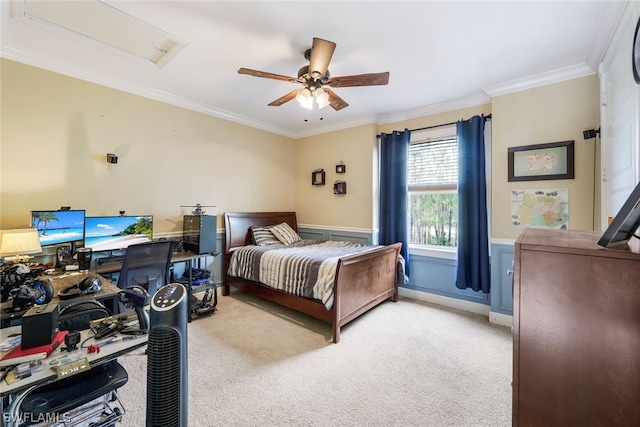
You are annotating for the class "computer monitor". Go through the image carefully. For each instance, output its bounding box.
[598,181,640,248]
[84,216,153,252]
[31,210,86,252]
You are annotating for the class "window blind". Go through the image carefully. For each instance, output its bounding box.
[408,138,457,187]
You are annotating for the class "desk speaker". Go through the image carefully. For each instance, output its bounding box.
[146,284,188,427]
[183,215,216,254]
[22,303,59,349]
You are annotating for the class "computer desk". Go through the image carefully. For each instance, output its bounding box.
[96,251,216,322]
[0,325,147,425]
[0,273,120,328]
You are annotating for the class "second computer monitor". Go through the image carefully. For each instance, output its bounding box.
[84,215,153,252]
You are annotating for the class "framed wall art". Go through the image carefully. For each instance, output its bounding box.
[333,181,347,195]
[508,140,575,182]
[312,169,325,186]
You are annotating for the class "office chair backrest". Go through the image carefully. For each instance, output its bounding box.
[117,240,174,296]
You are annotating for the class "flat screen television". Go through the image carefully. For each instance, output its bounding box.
[84,215,153,252]
[31,210,86,251]
[597,181,640,248]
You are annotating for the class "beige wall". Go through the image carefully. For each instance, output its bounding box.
[492,75,600,239]
[1,60,600,240]
[295,124,378,229]
[0,59,295,231]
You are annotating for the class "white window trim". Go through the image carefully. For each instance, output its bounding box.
[409,244,457,259]
[409,125,458,258]
[407,121,492,260]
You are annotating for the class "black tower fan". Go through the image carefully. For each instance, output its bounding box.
[146,284,189,426]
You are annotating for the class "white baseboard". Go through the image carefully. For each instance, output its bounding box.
[398,288,514,328]
[489,311,513,327]
[398,287,491,316]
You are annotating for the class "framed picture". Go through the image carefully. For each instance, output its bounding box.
[312,169,325,186]
[336,163,346,174]
[333,181,347,195]
[508,140,575,182]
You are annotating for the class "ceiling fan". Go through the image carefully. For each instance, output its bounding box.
[238,37,390,111]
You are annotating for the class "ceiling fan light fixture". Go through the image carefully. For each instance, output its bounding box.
[239,38,387,112]
[315,87,330,109]
[296,88,313,109]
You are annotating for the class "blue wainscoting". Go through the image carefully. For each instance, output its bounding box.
[404,252,490,304]
[300,226,516,316]
[489,242,515,315]
[214,225,514,320]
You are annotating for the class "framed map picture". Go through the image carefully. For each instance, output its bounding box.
[511,188,569,229]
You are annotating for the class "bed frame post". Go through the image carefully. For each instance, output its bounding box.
[332,290,341,343]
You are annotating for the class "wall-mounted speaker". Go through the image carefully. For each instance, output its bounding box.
[146,283,188,427]
[183,215,216,254]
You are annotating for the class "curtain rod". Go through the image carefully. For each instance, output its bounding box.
[376,114,491,138]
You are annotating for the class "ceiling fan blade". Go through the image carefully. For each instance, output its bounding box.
[324,88,349,111]
[268,89,299,107]
[309,37,336,80]
[238,68,296,82]
[326,72,390,87]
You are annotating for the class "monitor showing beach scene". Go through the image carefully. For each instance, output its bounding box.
[31,210,86,247]
[84,216,153,252]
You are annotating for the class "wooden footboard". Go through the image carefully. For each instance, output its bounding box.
[332,242,401,343]
[223,212,401,343]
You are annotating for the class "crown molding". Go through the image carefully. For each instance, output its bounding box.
[0,47,299,139]
[483,63,596,98]
[0,47,601,141]
[377,93,492,126]
[293,114,379,139]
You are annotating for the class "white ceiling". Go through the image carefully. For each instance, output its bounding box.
[0,1,629,139]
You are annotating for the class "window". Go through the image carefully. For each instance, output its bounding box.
[408,127,458,248]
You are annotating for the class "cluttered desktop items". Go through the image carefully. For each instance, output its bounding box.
[1,296,147,427]
[0,264,53,311]
[57,275,102,300]
[89,286,150,340]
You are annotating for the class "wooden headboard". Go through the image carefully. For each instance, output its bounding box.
[224,212,297,253]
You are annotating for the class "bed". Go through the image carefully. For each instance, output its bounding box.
[223,212,402,343]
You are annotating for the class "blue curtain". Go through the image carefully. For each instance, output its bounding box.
[379,129,410,277]
[455,115,490,293]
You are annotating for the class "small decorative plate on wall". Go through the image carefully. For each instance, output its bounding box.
[634,16,640,84]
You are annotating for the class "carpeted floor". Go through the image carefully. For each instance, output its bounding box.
[118,290,513,426]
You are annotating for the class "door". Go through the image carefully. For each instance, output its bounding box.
[599,5,640,229]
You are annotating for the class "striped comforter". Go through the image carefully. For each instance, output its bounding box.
[227,240,380,309]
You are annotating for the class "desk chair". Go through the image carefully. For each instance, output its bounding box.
[117,240,174,297]
[9,300,128,426]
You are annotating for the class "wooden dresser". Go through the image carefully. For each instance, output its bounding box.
[513,228,640,426]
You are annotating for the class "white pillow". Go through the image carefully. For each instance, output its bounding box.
[270,222,301,245]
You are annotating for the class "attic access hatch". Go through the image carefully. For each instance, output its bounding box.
[14,0,185,67]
